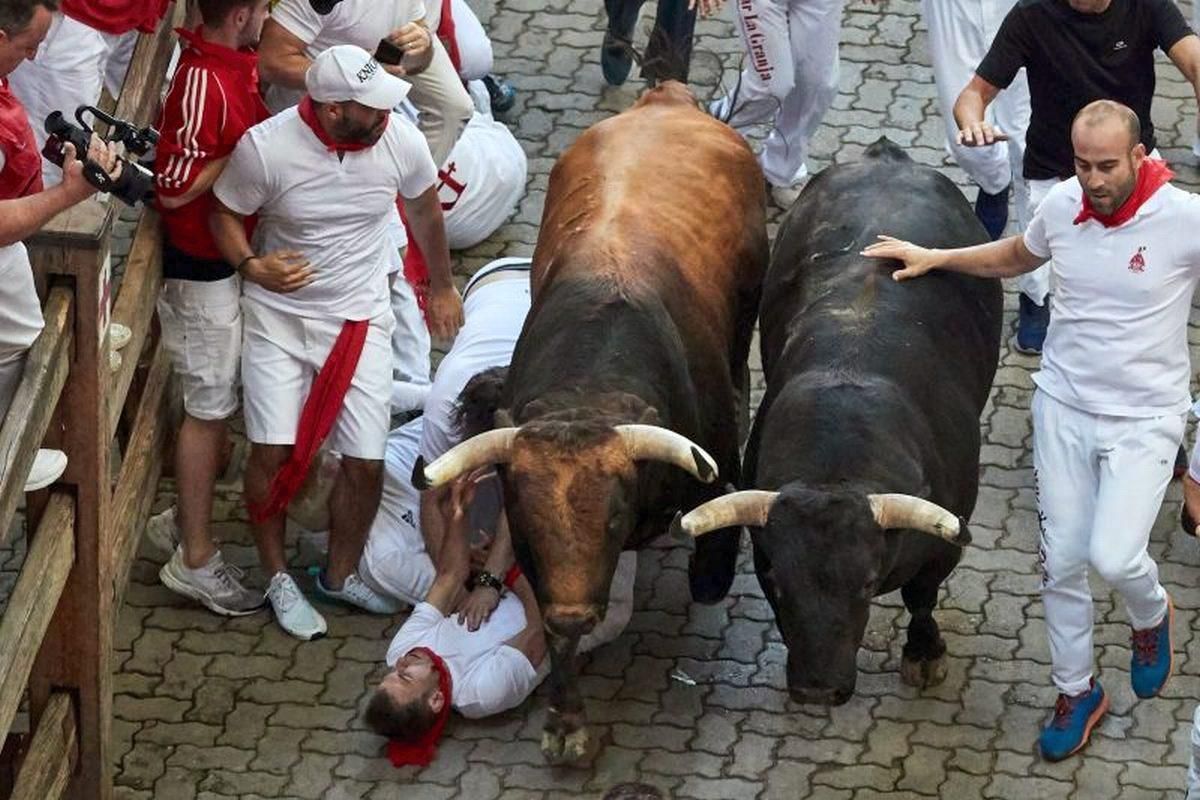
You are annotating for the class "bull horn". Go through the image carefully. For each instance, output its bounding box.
[411,428,518,491]
[867,493,968,546]
[673,490,780,539]
[615,424,719,483]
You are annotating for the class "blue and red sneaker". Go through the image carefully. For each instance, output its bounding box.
[1131,594,1175,699]
[1039,680,1108,762]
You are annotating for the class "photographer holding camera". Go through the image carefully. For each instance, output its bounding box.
[0,0,121,491]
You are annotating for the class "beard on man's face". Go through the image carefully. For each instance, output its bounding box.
[333,111,387,145]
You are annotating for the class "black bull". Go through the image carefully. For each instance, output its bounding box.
[682,138,1002,704]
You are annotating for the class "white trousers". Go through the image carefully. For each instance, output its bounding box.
[389,272,431,415]
[8,13,126,186]
[446,0,493,81]
[0,244,46,418]
[922,0,1029,197]
[1033,390,1182,695]
[725,0,844,186]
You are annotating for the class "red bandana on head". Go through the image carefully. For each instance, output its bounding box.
[1073,158,1174,229]
[386,647,454,768]
[298,95,384,153]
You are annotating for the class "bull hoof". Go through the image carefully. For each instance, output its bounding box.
[540,727,593,765]
[900,653,948,688]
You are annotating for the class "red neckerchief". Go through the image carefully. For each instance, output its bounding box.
[174,26,260,80]
[387,647,454,768]
[248,320,368,523]
[298,95,383,153]
[1074,158,1174,228]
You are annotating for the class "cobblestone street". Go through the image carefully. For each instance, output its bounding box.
[8,1,1200,797]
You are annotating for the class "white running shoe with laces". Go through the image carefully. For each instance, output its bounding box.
[24,449,67,491]
[315,571,405,615]
[145,505,181,556]
[266,571,327,640]
[159,546,265,616]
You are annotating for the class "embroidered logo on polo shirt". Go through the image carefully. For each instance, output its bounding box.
[356,60,379,83]
[401,508,416,529]
[1114,40,1128,51]
[1128,246,1147,273]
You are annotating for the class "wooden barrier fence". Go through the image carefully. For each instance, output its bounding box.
[0,6,184,799]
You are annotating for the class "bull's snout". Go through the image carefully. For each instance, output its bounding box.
[543,605,601,639]
[788,685,854,706]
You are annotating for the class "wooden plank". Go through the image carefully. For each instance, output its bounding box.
[107,210,163,440]
[28,201,111,250]
[0,288,72,547]
[27,219,114,800]
[9,693,76,800]
[110,341,171,611]
[0,493,75,743]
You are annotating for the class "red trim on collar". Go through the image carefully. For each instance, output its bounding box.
[1074,158,1174,229]
[387,647,453,767]
[297,95,382,153]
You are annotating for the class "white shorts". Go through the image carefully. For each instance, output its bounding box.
[240,298,394,460]
[158,276,242,421]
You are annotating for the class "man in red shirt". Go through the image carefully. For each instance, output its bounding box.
[8,0,170,185]
[148,0,272,616]
[0,0,121,491]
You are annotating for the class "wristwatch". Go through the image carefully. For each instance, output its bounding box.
[474,571,504,594]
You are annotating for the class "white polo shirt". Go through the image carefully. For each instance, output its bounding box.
[213,106,437,321]
[1023,178,1200,417]
[419,258,532,462]
[266,0,427,112]
[385,595,543,718]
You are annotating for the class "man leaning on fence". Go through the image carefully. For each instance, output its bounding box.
[0,0,122,493]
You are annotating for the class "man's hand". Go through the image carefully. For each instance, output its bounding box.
[860,235,943,281]
[956,120,1009,147]
[687,0,726,15]
[60,137,123,204]
[241,250,314,293]
[385,23,434,76]
[455,584,501,631]
[426,284,464,339]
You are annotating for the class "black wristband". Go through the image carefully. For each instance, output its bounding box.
[236,255,258,273]
[474,571,504,594]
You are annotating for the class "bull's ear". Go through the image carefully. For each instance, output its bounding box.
[494,407,515,428]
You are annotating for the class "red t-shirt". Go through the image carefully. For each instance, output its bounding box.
[0,78,43,201]
[61,0,170,35]
[154,27,270,261]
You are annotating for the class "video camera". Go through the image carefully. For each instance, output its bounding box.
[42,105,159,206]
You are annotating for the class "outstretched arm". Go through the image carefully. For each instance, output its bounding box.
[861,233,1047,281]
[953,75,1006,147]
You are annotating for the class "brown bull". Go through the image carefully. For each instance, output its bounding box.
[414,81,768,762]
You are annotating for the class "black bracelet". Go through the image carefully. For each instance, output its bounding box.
[474,571,504,594]
[236,255,258,273]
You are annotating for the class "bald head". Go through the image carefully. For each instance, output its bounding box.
[1072,100,1140,149]
[1070,99,1146,215]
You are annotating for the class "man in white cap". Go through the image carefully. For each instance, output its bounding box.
[210,44,463,640]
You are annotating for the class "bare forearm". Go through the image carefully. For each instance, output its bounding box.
[481,512,515,576]
[506,576,547,665]
[931,235,1040,278]
[258,21,312,90]
[209,207,254,268]
[0,185,90,246]
[419,491,445,562]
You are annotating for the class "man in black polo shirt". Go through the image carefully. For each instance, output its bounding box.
[951,0,1200,354]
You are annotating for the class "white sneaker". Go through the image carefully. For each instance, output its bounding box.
[159,546,265,616]
[109,323,132,351]
[315,571,404,615]
[266,572,327,640]
[145,505,181,556]
[24,449,67,491]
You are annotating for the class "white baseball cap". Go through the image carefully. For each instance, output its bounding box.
[305,44,410,110]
